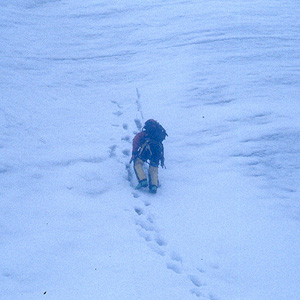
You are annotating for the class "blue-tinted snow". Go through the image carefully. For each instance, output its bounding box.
[1,1,300,299]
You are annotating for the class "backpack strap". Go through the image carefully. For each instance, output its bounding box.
[138,138,165,168]
[138,139,153,157]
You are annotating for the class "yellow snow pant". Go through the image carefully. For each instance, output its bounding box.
[134,158,158,187]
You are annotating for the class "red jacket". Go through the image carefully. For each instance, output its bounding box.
[132,131,147,156]
[131,131,165,167]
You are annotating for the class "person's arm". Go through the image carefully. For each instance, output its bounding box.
[130,132,146,162]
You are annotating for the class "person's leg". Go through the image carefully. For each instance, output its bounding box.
[134,158,148,188]
[148,142,161,193]
[148,164,158,193]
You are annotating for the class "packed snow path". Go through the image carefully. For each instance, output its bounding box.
[112,96,217,299]
[1,1,300,300]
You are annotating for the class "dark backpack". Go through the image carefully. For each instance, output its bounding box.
[143,119,168,143]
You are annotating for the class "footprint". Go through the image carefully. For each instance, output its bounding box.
[143,199,151,206]
[0,166,9,174]
[197,267,206,274]
[209,262,220,270]
[209,294,221,300]
[189,275,203,288]
[170,251,182,263]
[166,262,182,274]
[113,111,123,116]
[111,100,122,109]
[121,136,131,142]
[109,145,117,158]
[190,288,203,298]
[32,173,42,179]
[122,149,130,156]
[135,219,155,232]
[149,243,165,256]
[123,123,128,130]
[134,119,142,130]
[134,207,144,215]
[126,163,133,183]
[137,229,152,242]
[147,215,154,224]
[155,236,167,247]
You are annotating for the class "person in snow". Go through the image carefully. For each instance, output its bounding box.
[130,119,168,194]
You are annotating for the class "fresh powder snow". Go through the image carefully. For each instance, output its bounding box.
[1,1,300,299]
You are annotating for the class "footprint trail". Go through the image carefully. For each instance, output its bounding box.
[109,93,221,300]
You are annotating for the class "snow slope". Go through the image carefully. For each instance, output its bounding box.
[1,0,300,299]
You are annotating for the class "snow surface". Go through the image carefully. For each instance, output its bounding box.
[1,0,300,299]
